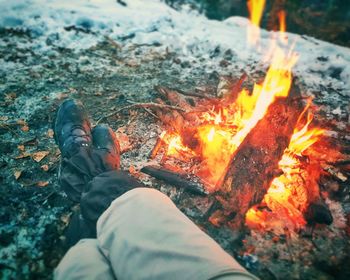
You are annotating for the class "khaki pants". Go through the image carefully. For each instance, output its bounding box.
[55,188,258,280]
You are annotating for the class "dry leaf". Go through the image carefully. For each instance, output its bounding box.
[14,170,22,180]
[117,126,126,133]
[37,181,49,187]
[47,129,54,138]
[15,153,31,159]
[56,93,69,100]
[115,130,131,153]
[41,164,49,171]
[94,92,103,96]
[5,93,17,101]
[16,119,26,125]
[21,125,29,132]
[0,116,9,121]
[107,94,117,100]
[32,151,49,162]
[17,145,25,151]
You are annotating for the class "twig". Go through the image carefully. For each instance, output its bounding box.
[97,101,185,124]
[155,85,210,99]
[143,107,160,120]
[104,35,122,49]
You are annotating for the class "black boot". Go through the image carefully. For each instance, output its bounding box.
[54,99,92,158]
[92,124,121,169]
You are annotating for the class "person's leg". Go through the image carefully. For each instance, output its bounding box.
[96,188,258,280]
[54,239,114,280]
[53,100,141,279]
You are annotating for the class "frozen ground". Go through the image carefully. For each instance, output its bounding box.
[1,0,350,93]
[0,0,349,279]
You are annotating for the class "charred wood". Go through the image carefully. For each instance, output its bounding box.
[218,85,305,227]
[141,165,208,196]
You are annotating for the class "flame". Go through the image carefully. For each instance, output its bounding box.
[245,112,325,232]
[155,43,298,188]
[289,113,324,156]
[247,0,266,45]
[278,10,288,45]
[160,131,195,159]
[151,2,327,231]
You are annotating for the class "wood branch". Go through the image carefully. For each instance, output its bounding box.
[97,101,185,124]
[217,84,305,227]
[168,86,211,99]
[226,72,247,102]
[149,136,164,159]
[152,98,186,132]
[154,86,195,111]
[141,165,208,196]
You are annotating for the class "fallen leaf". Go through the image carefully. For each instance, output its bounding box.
[94,92,103,96]
[115,130,131,153]
[5,92,17,101]
[116,126,126,133]
[56,93,69,100]
[16,119,26,126]
[129,165,136,174]
[21,125,29,132]
[0,116,9,121]
[17,145,25,151]
[107,94,117,100]
[47,129,54,138]
[32,151,49,162]
[37,181,49,187]
[41,164,49,171]
[15,153,31,159]
[14,170,22,180]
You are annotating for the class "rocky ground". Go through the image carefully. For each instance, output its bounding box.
[0,1,350,279]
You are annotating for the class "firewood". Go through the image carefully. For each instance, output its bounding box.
[141,165,208,196]
[218,85,305,227]
[154,86,195,111]
[304,200,333,225]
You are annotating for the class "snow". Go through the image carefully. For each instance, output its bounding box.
[0,0,349,93]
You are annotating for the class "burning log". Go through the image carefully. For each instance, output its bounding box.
[219,86,305,227]
[141,165,208,196]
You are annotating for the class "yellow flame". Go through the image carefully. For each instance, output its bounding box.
[247,0,266,45]
[229,46,298,152]
[289,113,324,156]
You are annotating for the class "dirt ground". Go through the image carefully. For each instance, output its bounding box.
[0,27,218,279]
[1,27,350,280]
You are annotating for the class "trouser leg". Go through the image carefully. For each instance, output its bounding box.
[59,147,122,246]
[97,188,258,280]
[59,147,119,202]
[54,239,114,280]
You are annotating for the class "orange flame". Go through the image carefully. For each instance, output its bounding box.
[278,10,288,45]
[247,0,266,45]
[155,43,298,189]
[152,3,327,231]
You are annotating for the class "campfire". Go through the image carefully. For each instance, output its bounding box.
[141,1,339,233]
